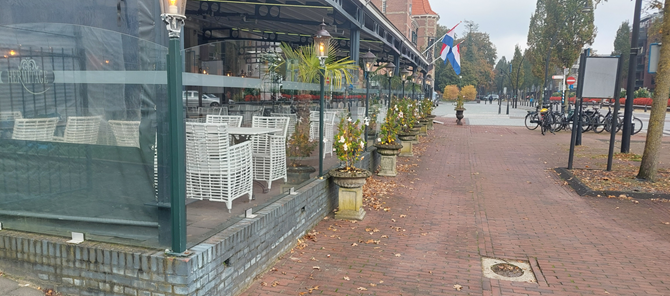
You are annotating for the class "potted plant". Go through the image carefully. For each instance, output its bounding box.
[331,117,371,220]
[365,104,380,147]
[421,98,436,130]
[286,99,317,184]
[396,98,419,156]
[374,103,402,177]
[455,94,466,125]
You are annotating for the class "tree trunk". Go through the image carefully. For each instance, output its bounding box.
[637,1,670,181]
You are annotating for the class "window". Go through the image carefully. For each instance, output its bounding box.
[409,4,412,16]
[382,0,386,14]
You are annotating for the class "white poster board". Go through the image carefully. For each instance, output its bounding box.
[581,57,619,99]
[649,43,660,74]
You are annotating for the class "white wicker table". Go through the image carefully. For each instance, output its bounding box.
[228,127,283,193]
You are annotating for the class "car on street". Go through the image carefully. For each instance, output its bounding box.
[183,91,222,107]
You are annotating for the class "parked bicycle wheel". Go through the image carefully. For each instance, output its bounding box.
[632,117,643,135]
[592,114,606,133]
[569,114,591,133]
[525,112,540,130]
[552,113,564,132]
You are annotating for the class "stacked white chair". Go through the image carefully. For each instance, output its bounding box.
[308,111,336,158]
[52,116,101,144]
[11,117,59,141]
[0,111,22,121]
[198,106,227,116]
[206,115,243,127]
[108,120,141,148]
[185,122,253,212]
[251,116,289,190]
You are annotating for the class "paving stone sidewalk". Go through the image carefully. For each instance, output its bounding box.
[242,120,670,296]
[0,276,44,296]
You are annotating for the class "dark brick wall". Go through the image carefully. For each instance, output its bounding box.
[0,151,376,296]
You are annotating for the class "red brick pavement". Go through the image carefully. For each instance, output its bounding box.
[241,120,670,296]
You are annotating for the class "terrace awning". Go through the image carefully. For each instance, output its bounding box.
[185,0,430,72]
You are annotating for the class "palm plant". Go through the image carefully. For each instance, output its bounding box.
[279,42,358,87]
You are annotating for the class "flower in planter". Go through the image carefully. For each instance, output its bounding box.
[378,101,401,145]
[397,98,418,133]
[420,98,435,117]
[333,117,365,171]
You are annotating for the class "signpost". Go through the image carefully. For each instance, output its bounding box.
[566,76,576,85]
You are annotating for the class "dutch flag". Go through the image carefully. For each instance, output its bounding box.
[447,43,461,75]
[439,25,458,62]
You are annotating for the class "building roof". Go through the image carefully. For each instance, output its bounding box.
[412,0,438,16]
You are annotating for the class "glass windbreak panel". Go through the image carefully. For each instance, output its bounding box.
[0,23,166,247]
[182,41,377,246]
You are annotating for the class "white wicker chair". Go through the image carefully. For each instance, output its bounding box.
[270,113,297,139]
[185,122,253,212]
[0,111,22,121]
[108,120,141,148]
[52,116,101,144]
[206,115,243,127]
[11,117,59,141]
[251,116,289,190]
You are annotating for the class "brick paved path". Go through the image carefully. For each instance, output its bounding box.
[242,121,670,296]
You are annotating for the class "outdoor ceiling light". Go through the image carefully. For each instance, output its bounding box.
[314,21,332,64]
[386,62,396,78]
[361,49,377,73]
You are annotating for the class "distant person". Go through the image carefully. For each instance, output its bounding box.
[489,95,493,104]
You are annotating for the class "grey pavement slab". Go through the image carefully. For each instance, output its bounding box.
[0,277,43,296]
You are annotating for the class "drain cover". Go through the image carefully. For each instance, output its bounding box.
[491,263,524,277]
[481,257,536,283]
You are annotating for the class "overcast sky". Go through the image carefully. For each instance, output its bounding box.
[430,0,639,62]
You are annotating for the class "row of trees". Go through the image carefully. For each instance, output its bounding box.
[501,0,666,181]
[442,85,477,101]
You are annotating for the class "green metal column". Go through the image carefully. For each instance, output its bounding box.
[318,69,325,177]
[168,38,187,253]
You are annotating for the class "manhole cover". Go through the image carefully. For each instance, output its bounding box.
[481,257,536,283]
[491,263,524,277]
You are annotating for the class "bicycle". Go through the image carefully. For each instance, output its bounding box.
[525,108,540,130]
[539,107,555,135]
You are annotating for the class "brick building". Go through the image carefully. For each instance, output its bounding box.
[371,0,439,51]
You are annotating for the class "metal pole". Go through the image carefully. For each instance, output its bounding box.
[168,37,186,253]
[365,72,370,147]
[543,35,557,107]
[607,56,624,171]
[388,77,392,112]
[568,50,588,169]
[401,80,405,99]
[318,68,325,177]
[621,0,643,153]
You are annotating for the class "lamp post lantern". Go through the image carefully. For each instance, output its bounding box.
[160,0,188,255]
[386,62,396,111]
[314,21,331,177]
[361,49,377,148]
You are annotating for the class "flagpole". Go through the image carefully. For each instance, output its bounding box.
[421,21,462,56]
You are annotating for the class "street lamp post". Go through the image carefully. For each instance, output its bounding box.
[314,21,332,177]
[425,75,432,100]
[386,62,396,111]
[361,49,377,148]
[400,68,410,100]
[160,0,188,255]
